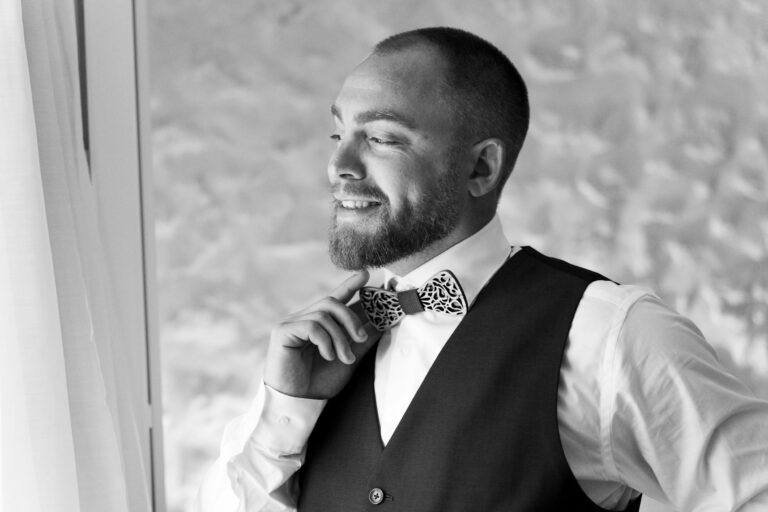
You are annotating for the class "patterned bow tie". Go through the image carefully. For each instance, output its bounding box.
[359,270,468,331]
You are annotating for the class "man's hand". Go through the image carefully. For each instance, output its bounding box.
[263,270,381,399]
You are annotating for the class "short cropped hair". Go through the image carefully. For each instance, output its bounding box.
[373,27,529,194]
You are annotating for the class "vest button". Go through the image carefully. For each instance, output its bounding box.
[368,487,384,505]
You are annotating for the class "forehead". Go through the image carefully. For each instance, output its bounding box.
[333,46,453,129]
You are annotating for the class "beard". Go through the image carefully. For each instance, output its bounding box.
[328,167,463,271]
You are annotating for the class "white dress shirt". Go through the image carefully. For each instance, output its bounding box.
[196,216,768,512]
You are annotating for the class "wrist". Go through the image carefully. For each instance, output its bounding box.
[251,382,327,454]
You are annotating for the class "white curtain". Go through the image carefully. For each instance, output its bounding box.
[0,0,152,511]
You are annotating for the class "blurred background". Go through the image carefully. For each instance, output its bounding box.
[148,1,768,510]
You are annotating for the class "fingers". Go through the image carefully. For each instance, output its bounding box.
[319,271,372,343]
[285,320,337,361]
[275,271,373,365]
[277,313,355,364]
[315,297,369,343]
[329,270,370,303]
[349,300,377,338]
[304,310,357,364]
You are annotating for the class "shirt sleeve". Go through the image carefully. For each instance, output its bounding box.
[195,382,327,512]
[605,294,768,511]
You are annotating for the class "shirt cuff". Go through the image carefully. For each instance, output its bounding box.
[250,382,327,455]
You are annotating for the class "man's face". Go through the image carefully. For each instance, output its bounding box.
[328,46,470,270]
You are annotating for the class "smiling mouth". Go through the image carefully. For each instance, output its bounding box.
[339,200,381,209]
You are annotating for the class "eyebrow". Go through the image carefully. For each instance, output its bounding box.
[330,104,418,131]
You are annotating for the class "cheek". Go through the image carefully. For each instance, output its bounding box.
[395,170,436,212]
[372,158,420,206]
[404,182,428,206]
[381,180,413,213]
[403,159,451,202]
[370,152,446,210]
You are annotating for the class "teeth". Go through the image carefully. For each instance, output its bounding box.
[340,200,377,209]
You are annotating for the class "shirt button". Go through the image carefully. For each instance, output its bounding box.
[278,416,290,425]
[368,487,384,505]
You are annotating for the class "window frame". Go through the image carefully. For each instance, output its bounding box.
[80,0,164,509]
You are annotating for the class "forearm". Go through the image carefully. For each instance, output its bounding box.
[196,383,326,512]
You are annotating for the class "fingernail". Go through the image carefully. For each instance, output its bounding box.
[357,328,368,341]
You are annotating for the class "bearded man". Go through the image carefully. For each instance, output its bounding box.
[197,27,768,512]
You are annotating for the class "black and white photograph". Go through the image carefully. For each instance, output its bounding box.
[2,1,768,511]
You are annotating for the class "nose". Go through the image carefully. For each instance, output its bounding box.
[328,138,365,181]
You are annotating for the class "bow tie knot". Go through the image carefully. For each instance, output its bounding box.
[359,270,468,331]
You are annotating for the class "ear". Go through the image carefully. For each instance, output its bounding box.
[467,138,505,198]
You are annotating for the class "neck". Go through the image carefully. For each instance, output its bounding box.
[383,211,492,276]
[384,243,459,276]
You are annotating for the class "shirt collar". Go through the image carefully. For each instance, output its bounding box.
[382,215,512,307]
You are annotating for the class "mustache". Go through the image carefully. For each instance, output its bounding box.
[330,183,389,204]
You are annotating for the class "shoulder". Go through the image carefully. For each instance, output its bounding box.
[570,280,719,387]
[562,281,656,417]
[576,280,654,332]
[582,282,717,372]
[518,247,610,284]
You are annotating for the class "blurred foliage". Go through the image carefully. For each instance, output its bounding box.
[149,1,768,510]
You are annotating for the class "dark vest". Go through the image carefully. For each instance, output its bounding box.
[299,247,641,512]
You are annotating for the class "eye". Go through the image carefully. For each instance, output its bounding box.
[329,134,342,144]
[368,136,398,146]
